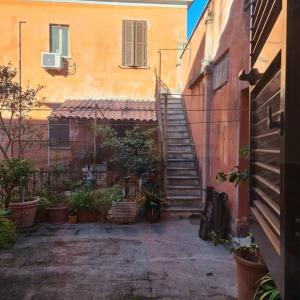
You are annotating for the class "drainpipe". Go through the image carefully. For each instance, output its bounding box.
[201,11,214,190]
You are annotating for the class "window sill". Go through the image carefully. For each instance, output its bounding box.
[119,65,149,70]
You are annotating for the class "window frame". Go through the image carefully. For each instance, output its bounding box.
[49,24,71,58]
[121,19,147,69]
[48,118,70,149]
[213,50,229,91]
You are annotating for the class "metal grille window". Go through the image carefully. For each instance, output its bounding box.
[122,20,147,67]
[50,24,69,57]
[49,118,70,148]
[213,52,229,91]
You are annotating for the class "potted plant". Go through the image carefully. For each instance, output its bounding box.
[0,208,16,249]
[254,273,281,300]
[36,195,52,223]
[93,185,122,220]
[215,145,267,299]
[68,212,78,224]
[48,196,69,224]
[70,186,98,222]
[107,185,138,224]
[0,158,40,228]
[143,184,161,222]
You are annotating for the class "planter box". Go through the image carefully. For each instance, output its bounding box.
[9,197,40,228]
[111,201,137,224]
[233,252,268,300]
[77,210,98,223]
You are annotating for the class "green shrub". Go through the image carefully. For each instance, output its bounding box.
[0,158,33,208]
[37,196,52,212]
[0,218,16,249]
[93,185,123,219]
[70,187,95,212]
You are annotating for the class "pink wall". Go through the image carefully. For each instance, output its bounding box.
[181,0,250,227]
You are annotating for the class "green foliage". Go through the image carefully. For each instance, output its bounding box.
[143,184,162,211]
[0,217,16,249]
[70,187,95,212]
[239,144,250,158]
[254,274,281,300]
[216,167,249,187]
[0,158,33,208]
[95,125,158,176]
[0,208,11,218]
[213,232,260,263]
[93,185,123,218]
[0,63,44,160]
[37,196,52,212]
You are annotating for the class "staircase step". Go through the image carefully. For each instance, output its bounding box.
[167,131,189,138]
[166,195,202,207]
[167,119,186,125]
[167,137,191,144]
[167,151,194,159]
[167,168,197,176]
[167,176,200,185]
[167,159,197,168]
[167,144,193,151]
[162,206,202,219]
[167,186,202,196]
[167,115,185,120]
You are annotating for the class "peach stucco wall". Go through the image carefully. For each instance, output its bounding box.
[180,0,250,225]
[0,0,186,113]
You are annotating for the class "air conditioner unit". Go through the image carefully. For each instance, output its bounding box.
[41,52,63,69]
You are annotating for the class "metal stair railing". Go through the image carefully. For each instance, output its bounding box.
[154,74,170,196]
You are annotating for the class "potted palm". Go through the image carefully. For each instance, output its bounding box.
[143,184,161,222]
[0,158,40,228]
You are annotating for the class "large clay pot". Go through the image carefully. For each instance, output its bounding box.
[48,204,68,224]
[233,252,268,300]
[111,201,137,224]
[9,197,40,228]
[77,210,98,223]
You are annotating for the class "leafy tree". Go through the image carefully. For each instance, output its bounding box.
[95,125,158,177]
[0,63,44,160]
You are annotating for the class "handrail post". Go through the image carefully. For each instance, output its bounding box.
[163,93,168,196]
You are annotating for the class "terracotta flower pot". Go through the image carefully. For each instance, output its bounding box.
[9,197,40,228]
[233,252,268,300]
[145,208,160,222]
[68,215,78,224]
[48,204,68,224]
[111,201,137,224]
[77,210,98,223]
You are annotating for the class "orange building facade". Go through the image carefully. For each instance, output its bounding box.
[0,0,190,119]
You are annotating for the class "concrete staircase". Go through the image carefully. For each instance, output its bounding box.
[160,94,203,217]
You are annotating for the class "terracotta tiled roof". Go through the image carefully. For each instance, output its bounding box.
[50,99,156,122]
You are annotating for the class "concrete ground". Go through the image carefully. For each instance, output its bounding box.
[0,220,236,300]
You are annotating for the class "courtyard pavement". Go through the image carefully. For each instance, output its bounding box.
[0,220,236,300]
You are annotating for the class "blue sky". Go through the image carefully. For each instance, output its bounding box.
[187,0,208,38]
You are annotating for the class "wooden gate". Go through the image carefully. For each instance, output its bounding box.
[243,0,300,298]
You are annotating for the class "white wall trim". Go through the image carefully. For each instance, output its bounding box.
[33,0,192,8]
